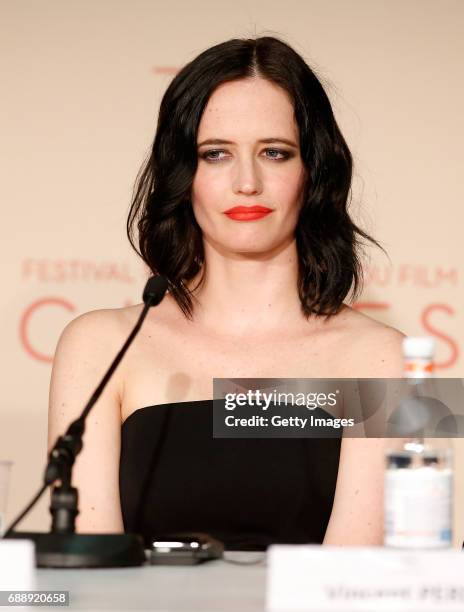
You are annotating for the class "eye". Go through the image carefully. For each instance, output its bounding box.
[198,147,293,163]
[263,148,291,160]
[200,149,229,162]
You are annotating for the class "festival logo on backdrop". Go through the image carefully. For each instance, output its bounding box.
[18,258,460,370]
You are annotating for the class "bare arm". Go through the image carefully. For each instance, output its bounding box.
[323,325,406,545]
[48,310,125,533]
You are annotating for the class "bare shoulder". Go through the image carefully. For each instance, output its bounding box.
[331,306,405,377]
[56,305,144,355]
[49,305,147,407]
[53,296,182,379]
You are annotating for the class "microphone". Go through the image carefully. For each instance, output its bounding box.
[3,276,169,568]
[143,275,169,306]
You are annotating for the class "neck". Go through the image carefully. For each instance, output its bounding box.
[186,238,306,337]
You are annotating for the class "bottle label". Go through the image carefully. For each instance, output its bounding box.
[384,468,452,548]
[404,358,434,377]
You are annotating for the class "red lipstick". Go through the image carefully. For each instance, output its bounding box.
[224,205,273,221]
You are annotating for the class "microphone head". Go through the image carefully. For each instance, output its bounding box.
[143,275,169,307]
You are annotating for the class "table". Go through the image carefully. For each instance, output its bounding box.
[37,552,267,611]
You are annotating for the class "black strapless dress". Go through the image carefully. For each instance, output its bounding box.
[119,400,341,550]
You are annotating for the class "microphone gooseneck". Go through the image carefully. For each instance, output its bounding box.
[3,276,168,568]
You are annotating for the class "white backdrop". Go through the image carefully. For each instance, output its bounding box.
[1,0,463,542]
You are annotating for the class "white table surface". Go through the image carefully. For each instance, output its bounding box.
[36,552,267,611]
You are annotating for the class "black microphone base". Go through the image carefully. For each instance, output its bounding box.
[5,532,146,568]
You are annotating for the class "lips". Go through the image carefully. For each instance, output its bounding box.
[224,205,273,221]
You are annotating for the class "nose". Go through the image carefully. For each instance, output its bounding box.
[232,155,263,196]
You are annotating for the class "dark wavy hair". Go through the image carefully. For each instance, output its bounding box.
[127,36,379,318]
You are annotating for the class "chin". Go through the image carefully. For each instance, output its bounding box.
[203,227,295,256]
[222,239,286,258]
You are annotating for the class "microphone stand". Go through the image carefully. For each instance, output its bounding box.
[3,276,169,568]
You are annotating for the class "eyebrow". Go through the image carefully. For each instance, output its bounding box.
[197,137,298,148]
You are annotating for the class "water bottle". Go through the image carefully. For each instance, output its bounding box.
[384,337,453,548]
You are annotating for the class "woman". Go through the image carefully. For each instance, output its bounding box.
[48,36,404,549]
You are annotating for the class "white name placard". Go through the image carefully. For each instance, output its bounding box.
[267,545,464,611]
[0,540,36,591]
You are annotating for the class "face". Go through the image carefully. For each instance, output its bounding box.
[191,77,306,257]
